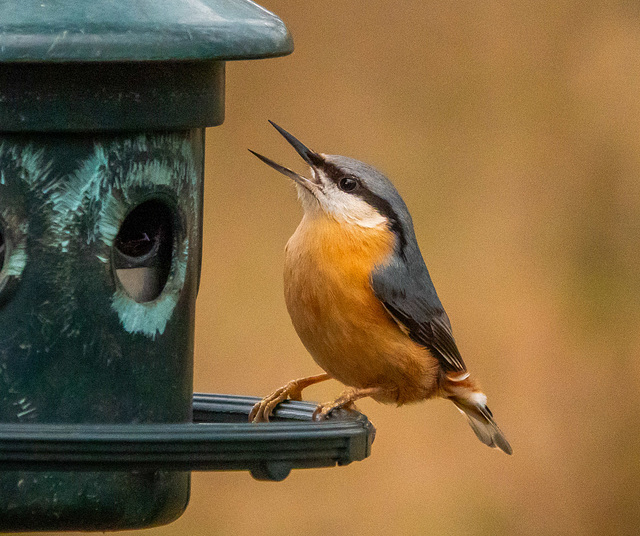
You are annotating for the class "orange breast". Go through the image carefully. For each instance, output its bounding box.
[283,215,439,404]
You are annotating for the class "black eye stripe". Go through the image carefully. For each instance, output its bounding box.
[321,161,347,183]
[321,163,359,190]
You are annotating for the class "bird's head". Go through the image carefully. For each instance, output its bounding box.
[250,121,413,244]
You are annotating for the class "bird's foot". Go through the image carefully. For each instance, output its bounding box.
[249,373,331,423]
[312,386,384,421]
[249,382,295,423]
[312,400,356,421]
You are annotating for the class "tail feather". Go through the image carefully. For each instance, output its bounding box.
[451,395,513,455]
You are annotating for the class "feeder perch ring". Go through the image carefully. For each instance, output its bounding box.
[0,393,376,482]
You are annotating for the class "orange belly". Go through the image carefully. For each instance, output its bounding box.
[284,215,439,404]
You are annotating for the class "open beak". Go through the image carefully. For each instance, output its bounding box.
[249,121,324,191]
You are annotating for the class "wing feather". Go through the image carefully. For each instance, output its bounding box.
[372,260,467,373]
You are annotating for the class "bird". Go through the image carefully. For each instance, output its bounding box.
[248,121,512,455]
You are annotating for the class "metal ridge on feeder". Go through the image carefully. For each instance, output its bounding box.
[0,0,293,62]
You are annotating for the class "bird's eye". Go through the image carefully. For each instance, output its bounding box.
[338,176,358,192]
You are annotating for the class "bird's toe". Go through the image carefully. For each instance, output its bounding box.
[249,385,292,423]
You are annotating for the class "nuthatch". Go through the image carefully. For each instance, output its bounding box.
[249,121,512,455]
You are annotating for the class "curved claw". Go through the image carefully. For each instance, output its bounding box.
[312,400,357,421]
[249,384,291,422]
[312,404,332,421]
[312,386,387,421]
[311,405,327,421]
[249,373,332,423]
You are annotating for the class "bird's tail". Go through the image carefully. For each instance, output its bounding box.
[443,374,512,455]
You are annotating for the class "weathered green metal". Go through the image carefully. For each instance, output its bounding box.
[0,0,293,132]
[0,0,293,531]
[0,0,293,62]
[0,130,204,530]
[0,62,227,131]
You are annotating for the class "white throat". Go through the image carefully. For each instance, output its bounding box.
[296,172,388,229]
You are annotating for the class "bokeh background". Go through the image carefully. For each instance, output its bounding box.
[42,1,640,535]
[182,1,640,534]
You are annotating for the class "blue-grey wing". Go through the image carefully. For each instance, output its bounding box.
[371,258,467,373]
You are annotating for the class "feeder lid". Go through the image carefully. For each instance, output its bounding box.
[0,0,292,131]
[0,0,292,62]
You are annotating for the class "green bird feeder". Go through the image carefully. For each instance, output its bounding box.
[0,0,374,532]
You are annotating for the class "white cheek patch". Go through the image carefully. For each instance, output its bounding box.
[314,171,387,228]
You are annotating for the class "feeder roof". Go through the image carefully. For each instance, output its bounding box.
[0,0,293,62]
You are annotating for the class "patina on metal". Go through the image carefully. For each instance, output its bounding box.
[0,0,292,530]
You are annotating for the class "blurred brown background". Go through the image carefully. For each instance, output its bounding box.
[48,1,640,535]
[188,1,640,534]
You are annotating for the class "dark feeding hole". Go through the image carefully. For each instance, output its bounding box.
[114,200,174,302]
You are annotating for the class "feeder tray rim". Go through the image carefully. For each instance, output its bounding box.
[0,393,375,481]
